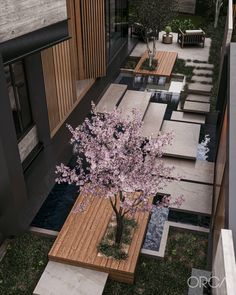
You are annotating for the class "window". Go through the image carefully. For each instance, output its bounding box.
[4,61,34,141]
[106,0,129,62]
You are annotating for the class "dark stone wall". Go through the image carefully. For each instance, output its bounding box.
[0,55,28,239]
[0,37,137,240]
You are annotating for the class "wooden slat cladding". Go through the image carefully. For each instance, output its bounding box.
[0,0,67,43]
[49,193,150,283]
[41,49,60,132]
[67,0,79,85]
[80,0,106,78]
[53,41,76,120]
[42,40,77,136]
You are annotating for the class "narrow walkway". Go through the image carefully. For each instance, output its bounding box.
[34,261,108,295]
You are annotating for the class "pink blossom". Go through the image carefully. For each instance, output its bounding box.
[55,104,184,218]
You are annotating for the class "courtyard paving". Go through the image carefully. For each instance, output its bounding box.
[130,31,211,62]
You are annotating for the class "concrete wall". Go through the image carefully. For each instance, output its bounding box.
[0,0,67,43]
[228,43,236,249]
[212,230,236,295]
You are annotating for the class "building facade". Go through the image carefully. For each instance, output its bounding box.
[0,0,130,241]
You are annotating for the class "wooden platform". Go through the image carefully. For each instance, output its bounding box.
[49,194,150,284]
[117,90,151,120]
[142,103,167,138]
[134,51,178,79]
[96,83,127,113]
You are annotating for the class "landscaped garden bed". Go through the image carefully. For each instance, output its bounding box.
[103,228,208,295]
[0,233,55,295]
[121,56,141,73]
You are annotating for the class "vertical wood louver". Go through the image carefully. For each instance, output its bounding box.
[80,0,107,78]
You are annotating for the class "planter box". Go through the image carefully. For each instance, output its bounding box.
[120,68,135,75]
[49,194,150,284]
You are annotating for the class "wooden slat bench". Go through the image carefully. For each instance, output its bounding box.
[177,29,206,48]
[49,194,150,284]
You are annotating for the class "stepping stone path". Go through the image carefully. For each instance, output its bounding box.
[191,75,213,84]
[162,157,214,185]
[186,94,210,103]
[118,90,151,120]
[161,120,201,160]
[188,83,213,95]
[142,103,167,138]
[183,101,210,114]
[171,111,206,124]
[161,180,213,215]
[34,261,108,295]
[193,69,213,76]
[96,83,127,113]
[186,61,214,69]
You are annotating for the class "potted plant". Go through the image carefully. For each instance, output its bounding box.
[162,26,173,44]
[56,106,183,260]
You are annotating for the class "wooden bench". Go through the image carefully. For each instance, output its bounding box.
[177,29,206,48]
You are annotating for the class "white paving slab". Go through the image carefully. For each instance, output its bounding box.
[185,62,214,69]
[193,69,213,76]
[171,111,206,124]
[183,101,210,114]
[96,83,127,113]
[188,83,213,94]
[33,261,108,295]
[117,90,151,120]
[192,75,213,83]
[142,103,167,138]
[160,181,213,215]
[130,32,211,62]
[186,94,210,103]
[162,157,214,184]
[213,230,236,295]
[161,120,201,159]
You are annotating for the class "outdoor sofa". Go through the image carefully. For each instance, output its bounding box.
[177,29,206,48]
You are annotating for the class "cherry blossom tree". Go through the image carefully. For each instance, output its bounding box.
[56,105,183,246]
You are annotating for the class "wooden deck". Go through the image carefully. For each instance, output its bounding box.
[49,194,150,284]
[134,51,178,79]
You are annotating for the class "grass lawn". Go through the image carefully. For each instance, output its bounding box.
[0,233,55,295]
[103,228,208,295]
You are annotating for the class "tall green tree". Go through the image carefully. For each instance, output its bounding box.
[131,0,178,66]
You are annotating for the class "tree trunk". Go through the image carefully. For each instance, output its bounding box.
[115,214,124,245]
[214,0,223,28]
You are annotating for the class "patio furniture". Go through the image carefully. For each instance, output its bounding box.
[177,29,206,48]
[162,33,173,44]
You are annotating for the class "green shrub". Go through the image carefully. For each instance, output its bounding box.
[169,19,195,32]
[165,26,172,34]
[140,58,158,71]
